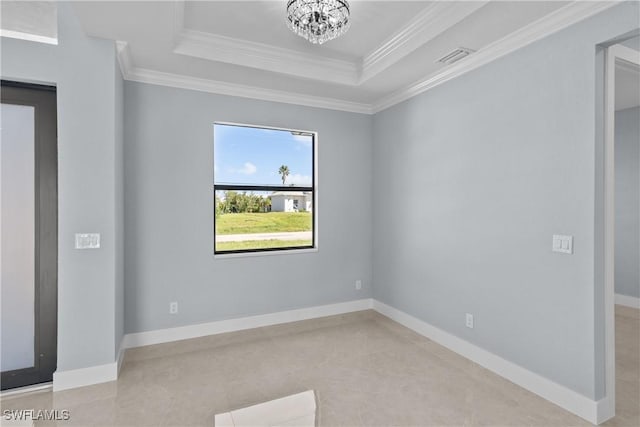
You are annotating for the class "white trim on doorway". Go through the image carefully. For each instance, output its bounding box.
[602,42,640,425]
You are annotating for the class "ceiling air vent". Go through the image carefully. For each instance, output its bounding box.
[437,47,476,65]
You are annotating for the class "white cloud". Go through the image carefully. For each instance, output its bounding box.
[287,174,312,186]
[291,134,313,147]
[292,134,312,147]
[234,162,257,175]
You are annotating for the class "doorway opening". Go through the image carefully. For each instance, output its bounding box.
[602,41,640,424]
[1,81,58,390]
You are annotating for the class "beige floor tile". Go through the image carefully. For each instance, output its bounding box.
[1,307,638,426]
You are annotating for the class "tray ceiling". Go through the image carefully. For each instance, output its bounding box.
[7,1,619,113]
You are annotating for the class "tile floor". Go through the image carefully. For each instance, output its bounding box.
[1,307,638,426]
[603,305,640,427]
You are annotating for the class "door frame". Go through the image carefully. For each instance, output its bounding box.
[1,81,58,390]
[602,43,640,422]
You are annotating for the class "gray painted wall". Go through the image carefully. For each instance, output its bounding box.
[0,3,122,371]
[123,82,373,333]
[615,107,640,298]
[372,2,639,401]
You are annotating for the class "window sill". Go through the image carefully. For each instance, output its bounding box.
[214,247,318,260]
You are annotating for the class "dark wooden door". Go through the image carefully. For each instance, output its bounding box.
[1,81,58,390]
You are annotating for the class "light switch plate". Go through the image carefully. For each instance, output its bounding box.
[75,233,100,249]
[552,235,572,254]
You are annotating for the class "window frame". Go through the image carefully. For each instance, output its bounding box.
[213,122,318,257]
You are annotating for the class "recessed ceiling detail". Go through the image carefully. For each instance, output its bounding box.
[70,1,618,114]
[173,29,358,85]
[172,0,488,86]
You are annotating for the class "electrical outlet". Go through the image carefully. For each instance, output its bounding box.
[355,280,362,290]
[169,302,178,314]
[465,313,474,329]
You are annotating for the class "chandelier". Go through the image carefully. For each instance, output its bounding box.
[286,0,351,45]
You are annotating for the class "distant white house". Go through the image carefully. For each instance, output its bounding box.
[270,192,312,212]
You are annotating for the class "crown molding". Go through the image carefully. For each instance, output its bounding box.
[616,56,640,74]
[611,44,640,69]
[116,39,370,113]
[0,29,58,45]
[372,0,620,113]
[174,29,359,86]
[125,66,372,114]
[115,41,133,79]
[360,1,488,82]
[116,1,619,116]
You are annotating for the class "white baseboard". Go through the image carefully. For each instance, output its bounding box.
[52,362,118,392]
[615,293,640,309]
[54,297,610,424]
[116,338,126,375]
[51,299,372,392]
[121,298,374,349]
[371,300,601,425]
[53,338,126,392]
[596,395,614,425]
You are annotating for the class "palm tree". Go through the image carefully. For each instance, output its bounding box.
[278,165,290,185]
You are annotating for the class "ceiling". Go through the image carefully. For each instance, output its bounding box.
[1,1,626,113]
[0,1,57,43]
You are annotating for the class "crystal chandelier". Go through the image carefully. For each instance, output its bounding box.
[286,0,351,45]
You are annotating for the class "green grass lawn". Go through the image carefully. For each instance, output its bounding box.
[216,212,312,235]
[216,239,312,251]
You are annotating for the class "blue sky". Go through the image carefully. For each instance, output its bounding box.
[214,124,313,187]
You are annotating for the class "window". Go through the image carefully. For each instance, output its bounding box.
[213,123,315,254]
